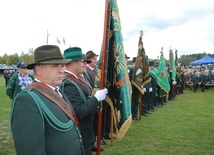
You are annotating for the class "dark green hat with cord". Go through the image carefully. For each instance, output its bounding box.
[64,47,85,61]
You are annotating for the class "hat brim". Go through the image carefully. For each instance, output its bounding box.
[17,65,27,68]
[70,57,85,62]
[26,59,71,69]
[84,60,92,63]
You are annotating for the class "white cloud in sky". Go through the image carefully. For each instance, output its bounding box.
[0,0,214,60]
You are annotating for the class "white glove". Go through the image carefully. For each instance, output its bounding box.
[135,69,142,75]
[172,81,177,85]
[149,88,153,92]
[143,88,146,92]
[94,88,108,101]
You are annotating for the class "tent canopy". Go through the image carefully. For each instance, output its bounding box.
[190,55,214,65]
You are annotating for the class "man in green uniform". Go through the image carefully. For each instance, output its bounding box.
[11,45,84,155]
[129,57,141,119]
[61,47,108,155]
[85,50,98,88]
[191,70,201,93]
[148,61,158,109]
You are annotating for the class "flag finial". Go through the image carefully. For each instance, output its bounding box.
[140,30,143,36]
[160,47,163,55]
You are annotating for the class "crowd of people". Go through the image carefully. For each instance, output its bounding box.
[184,67,214,92]
[4,44,214,155]
[128,56,214,120]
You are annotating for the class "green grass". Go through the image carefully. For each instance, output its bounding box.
[0,76,214,155]
[101,88,214,155]
[0,77,15,155]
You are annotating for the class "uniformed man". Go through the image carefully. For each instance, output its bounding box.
[129,57,141,119]
[85,50,98,89]
[61,47,108,155]
[11,45,84,155]
[191,70,201,93]
[148,61,158,109]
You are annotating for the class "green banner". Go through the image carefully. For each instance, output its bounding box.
[157,53,170,93]
[97,0,132,139]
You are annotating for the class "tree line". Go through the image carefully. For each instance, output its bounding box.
[0,49,34,65]
[0,50,213,66]
[179,52,214,66]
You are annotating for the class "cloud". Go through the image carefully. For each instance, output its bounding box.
[0,0,213,61]
[119,0,214,59]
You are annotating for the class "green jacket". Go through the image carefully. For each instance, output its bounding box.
[191,73,201,84]
[6,72,34,100]
[11,88,84,155]
[61,73,99,155]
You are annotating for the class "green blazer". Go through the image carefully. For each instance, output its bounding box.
[61,73,99,153]
[191,73,201,84]
[11,88,84,155]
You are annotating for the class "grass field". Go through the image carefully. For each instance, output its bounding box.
[0,76,214,155]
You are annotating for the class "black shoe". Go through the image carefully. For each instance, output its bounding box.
[145,111,150,114]
[92,146,104,152]
[142,113,148,117]
[100,139,107,145]
[104,135,115,139]
[150,108,155,112]
[132,116,139,120]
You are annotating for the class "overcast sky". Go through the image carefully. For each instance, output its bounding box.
[0,0,214,60]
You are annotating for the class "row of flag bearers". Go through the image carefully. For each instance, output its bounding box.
[129,31,186,120]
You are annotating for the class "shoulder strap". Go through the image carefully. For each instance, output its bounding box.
[28,82,79,126]
[62,79,88,103]
[87,68,96,81]
[84,72,94,86]
[27,90,75,131]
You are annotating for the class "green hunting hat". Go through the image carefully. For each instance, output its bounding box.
[26,45,71,69]
[64,47,85,61]
[86,50,98,59]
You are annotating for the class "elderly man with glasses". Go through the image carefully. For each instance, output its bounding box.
[6,61,34,100]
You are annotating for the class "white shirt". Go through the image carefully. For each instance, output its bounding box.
[35,78,62,97]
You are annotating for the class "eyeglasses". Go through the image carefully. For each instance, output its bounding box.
[21,67,27,69]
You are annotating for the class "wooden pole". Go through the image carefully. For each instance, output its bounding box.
[110,109,114,146]
[96,0,109,154]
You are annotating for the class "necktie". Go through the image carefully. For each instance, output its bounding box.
[55,87,63,97]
